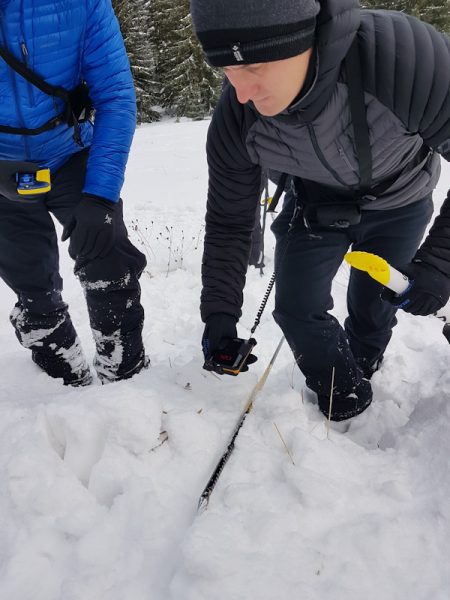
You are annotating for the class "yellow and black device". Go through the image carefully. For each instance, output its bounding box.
[203,337,257,376]
[16,168,51,196]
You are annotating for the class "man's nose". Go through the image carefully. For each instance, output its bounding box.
[228,75,259,104]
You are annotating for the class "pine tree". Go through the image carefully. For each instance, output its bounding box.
[150,0,222,119]
[112,0,160,122]
[362,0,450,33]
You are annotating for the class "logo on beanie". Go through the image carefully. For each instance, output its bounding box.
[231,43,244,62]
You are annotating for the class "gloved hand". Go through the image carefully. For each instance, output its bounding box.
[202,313,238,359]
[202,313,257,373]
[62,194,117,260]
[381,261,450,316]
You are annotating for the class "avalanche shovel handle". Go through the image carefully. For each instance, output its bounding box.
[344,250,450,343]
[344,251,410,294]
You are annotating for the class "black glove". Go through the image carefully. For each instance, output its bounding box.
[381,261,450,316]
[62,194,117,260]
[202,313,257,374]
[202,313,238,359]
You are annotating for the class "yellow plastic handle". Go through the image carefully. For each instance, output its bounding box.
[344,251,391,286]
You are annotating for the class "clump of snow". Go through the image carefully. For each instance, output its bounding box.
[54,336,90,380]
[92,328,124,382]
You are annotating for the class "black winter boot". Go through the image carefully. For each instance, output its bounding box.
[77,238,148,384]
[32,344,92,387]
[355,356,384,380]
[93,330,149,383]
[317,378,373,421]
[10,302,92,387]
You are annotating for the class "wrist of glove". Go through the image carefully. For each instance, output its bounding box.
[381,261,450,316]
[61,194,118,260]
[202,314,238,359]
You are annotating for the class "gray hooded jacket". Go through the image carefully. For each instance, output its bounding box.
[201,0,450,321]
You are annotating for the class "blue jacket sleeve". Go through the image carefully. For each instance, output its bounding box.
[81,0,137,202]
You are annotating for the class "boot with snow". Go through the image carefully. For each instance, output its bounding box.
[32,344,92,386]
[317,378,373,421]
[10,302,92,386]
[95,350,150,384]
[93,324,150,383]
[74,219,148,384]
[355,356,384,380]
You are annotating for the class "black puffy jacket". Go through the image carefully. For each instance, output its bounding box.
[201,0,450,321]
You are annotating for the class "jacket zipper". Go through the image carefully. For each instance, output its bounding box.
[20,41,35,106]
[0,17,30,158]
[337,145,359,175]
[306,122,353,188]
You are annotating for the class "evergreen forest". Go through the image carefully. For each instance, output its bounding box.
[111,0,450,123]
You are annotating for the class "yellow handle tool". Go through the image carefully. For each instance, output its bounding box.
[345,252,450,338]
[344,251,410,294]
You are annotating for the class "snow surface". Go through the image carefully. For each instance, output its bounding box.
[1,119,449,600]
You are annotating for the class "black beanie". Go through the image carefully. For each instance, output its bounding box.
[190,0,320,67]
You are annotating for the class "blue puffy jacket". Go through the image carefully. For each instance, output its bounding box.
[0,0,136,201]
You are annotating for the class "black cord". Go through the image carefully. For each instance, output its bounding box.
[251,271,275,335]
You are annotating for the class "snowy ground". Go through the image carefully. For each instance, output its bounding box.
[1,120,449,600]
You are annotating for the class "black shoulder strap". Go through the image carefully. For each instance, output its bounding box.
[0,114,65,136]
[267,172,288,213]
[0,44,89,145]
[344,36,430,200]
[344,36,373,193]
[0,44,68,102]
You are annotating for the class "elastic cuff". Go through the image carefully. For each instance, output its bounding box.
[82,191,119,204]
[82,193,117,207]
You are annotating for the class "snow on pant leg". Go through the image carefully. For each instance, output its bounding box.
[270,191,360,397]
[73,202,147,381]
[0,193,89,384]
[345,197,434,368]
[10,293,90,384]
[45,149,147,381]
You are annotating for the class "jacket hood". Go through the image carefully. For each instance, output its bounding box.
[286,0,361,121]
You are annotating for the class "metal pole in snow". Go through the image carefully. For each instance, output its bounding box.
[198,336,285,512]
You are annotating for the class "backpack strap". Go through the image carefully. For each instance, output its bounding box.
[344,35,431,202]
[344,37,373,194]
[0,115,66,136]
[267,172,288,213]
[0,44,90,145]
[0,45,69,103]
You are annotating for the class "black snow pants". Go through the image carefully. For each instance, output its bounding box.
[0,149,147,384]
[271,188,433,397]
